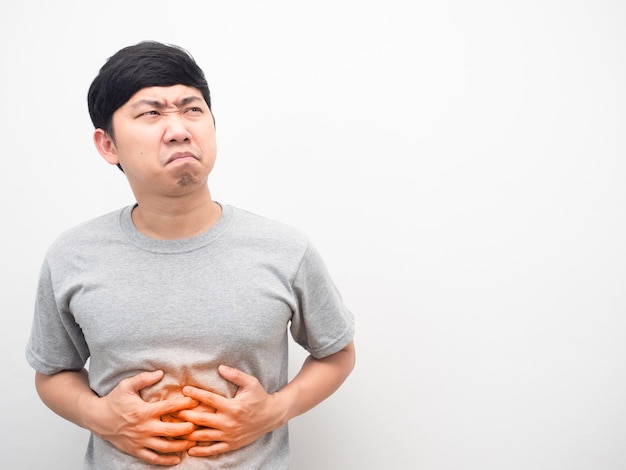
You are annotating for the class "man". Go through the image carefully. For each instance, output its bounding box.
[26,41,355,469]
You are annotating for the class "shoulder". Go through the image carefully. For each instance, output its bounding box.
[228,205,309,242]
[45,207,128,259]
[224,205,312,258]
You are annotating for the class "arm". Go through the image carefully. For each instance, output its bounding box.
[274,340,356,422]
[179,340,356,457]
[35,369,199,466]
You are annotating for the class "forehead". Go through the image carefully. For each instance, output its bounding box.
[124,84,206,108]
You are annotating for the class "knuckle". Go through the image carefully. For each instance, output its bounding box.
[125,408,145,424]
[229,404,246,418]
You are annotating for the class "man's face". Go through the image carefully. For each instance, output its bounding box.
[105,84,217,198]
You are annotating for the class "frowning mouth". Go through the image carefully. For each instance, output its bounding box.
[166,152,199,164]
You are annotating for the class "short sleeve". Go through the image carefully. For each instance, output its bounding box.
[25,259,90,375]
[289,242,355,359]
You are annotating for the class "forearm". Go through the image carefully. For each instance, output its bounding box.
[276,340,355,424]
[36,369,199,465]
[35,369,100,430]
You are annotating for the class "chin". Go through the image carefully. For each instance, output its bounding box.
[174,170,201,187]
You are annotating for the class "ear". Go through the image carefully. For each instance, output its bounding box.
[93,129,120,166]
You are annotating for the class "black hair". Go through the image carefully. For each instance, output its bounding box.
[87,41,212,139]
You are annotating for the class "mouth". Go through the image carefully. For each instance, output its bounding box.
[166,152,199,165]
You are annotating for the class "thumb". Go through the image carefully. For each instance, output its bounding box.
[218,365,256,389]
[120,370,164,393]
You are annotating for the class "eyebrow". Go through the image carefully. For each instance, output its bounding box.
[129,95,204,110]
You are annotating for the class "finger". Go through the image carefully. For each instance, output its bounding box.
[188,441,231,457]
[170,403,216,422]
[182,386,228,410]
[119,370,164,393]
[135,447,183,466]
[154,420,197,438]
[176,408,220,429]
[217,364,257,389]
[182,428,222,442]
[151,396,199,416]
[145,436,197,454]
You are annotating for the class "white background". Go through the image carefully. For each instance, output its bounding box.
[1,1,625,469]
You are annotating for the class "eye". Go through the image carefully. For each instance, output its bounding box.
[135,110,161,119]
[185,106,203,114]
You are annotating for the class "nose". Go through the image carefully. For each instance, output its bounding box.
[163,113,192,143]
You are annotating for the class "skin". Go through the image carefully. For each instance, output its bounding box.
[35,85,356,465]
[94,84,221,239]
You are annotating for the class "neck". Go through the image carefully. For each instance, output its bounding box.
[131,189,221,240]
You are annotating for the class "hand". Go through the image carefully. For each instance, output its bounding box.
[86,370,200,466]
[177,365,286,457]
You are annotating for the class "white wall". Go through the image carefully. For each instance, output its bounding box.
[1,1,625,469]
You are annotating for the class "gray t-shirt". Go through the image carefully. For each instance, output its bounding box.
[26,204,354,469]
